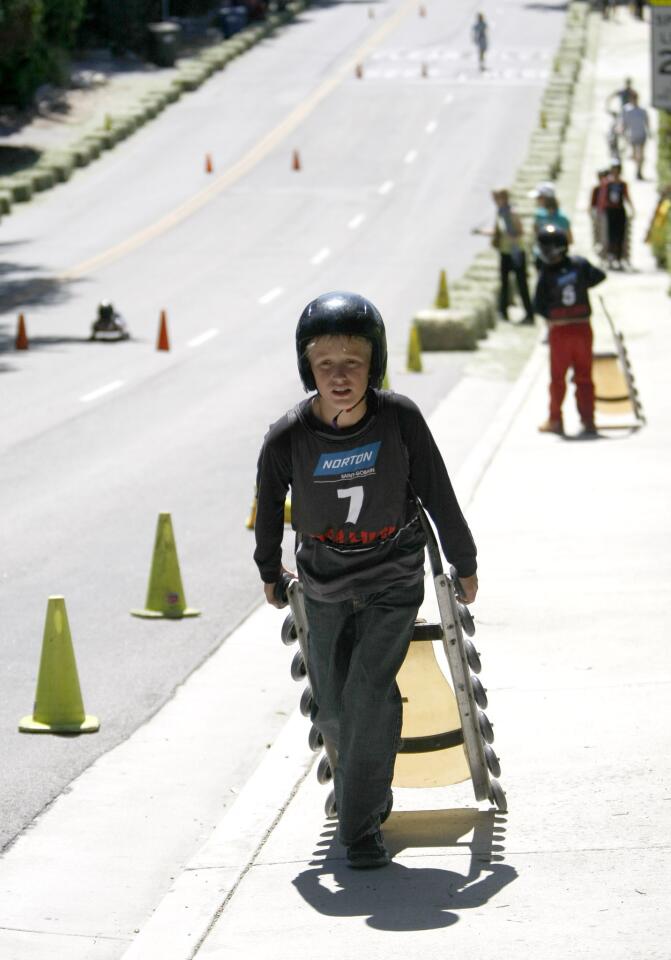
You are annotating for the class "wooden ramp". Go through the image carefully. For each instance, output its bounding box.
[394,631,470,788]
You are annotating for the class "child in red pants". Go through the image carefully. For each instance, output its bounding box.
[533,225,606,435]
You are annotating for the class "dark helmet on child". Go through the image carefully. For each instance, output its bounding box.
[97,300,115,322]
[537,224,569,265]
[295,291,388,391]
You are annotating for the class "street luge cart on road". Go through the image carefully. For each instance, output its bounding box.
[277,500,507,820]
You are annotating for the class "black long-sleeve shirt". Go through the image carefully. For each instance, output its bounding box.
[254,390,476,600]
[534,255,606,321]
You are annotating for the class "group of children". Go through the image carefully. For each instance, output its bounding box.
[485,183,606,436]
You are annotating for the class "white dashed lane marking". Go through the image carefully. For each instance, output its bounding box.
[378,180,394,195]
[187,329,219,348]
[425,120,438,134]
[80,380,125,403]
[310,248,331,266]
[348,213,365,230]
[404,149,418,164]
[259,287,284,305]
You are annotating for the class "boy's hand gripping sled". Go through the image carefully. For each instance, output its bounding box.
[276,502,506,816]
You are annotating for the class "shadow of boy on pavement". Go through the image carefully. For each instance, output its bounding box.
[292,807,517,932]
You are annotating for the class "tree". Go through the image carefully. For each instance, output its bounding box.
[0,0,44,106]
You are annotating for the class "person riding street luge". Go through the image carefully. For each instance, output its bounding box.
[253,292,477,869]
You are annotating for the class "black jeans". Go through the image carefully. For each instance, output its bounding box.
[303,578,424,846]
[499,251,534,318]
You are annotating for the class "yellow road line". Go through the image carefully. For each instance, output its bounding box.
[60,0,416,281]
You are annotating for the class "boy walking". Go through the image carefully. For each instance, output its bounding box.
[534,226,606,436]
[254,291,477,869]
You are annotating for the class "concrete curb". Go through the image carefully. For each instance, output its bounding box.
[0,1,311,220]
[118,709,315,960]
[415,0,590,351]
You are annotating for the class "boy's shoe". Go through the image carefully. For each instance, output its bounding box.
[347,831,390,869]
[538,419,564,435]
[580,422,598,437]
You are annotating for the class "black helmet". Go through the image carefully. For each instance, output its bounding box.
[537,224,568,265]
[295,291,387,391]
[98,301,114,321]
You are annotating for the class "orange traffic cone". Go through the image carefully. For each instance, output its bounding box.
[157,310,170,351]
[292,150,301,171]
[355,63,364,79]
[15,313,29,350]
[205,153,213,174]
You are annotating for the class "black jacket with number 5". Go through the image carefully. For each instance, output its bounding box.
[253,389,477,601]
[534,255,606,322]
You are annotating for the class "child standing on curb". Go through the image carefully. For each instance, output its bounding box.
[534,225,606,436]
[253,291,477,869]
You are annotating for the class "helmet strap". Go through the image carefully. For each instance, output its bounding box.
[315,391,367,430]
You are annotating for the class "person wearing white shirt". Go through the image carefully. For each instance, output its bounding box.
[621,93,650,179]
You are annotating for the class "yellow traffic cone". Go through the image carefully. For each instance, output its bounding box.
[245,494,258,530]
[407,324,423,373]
[246,491,292,529]
[19,597,100,734]
[434,269,450,308]
[131,513,200,619]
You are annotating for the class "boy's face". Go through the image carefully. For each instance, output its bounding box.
[308,335,372,412]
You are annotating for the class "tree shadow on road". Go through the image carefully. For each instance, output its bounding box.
[0,269,77,316]
[0,252,83,359]
[292,807,516,931]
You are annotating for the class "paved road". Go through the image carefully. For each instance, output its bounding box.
[0,0,564,851]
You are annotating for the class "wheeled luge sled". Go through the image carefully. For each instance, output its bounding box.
[592,295,645,428]
[277,501,507,818]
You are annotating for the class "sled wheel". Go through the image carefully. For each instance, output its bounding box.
[458,602,476,637]
[324,789,337,819]
[490,778,507,813]
[308,724,323,752]
[299,685,313,718]
[471,675,488,709]
[281,613,298,646]
[484,743,501,778]
[317,753,333,784]
[478,710,494,744]
[290,650,307,681]
[465,638,482,674]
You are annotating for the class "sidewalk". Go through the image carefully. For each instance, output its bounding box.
[121,11,671,960]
